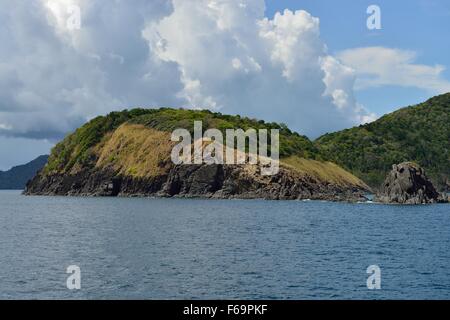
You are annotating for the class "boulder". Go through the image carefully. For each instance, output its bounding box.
[375,162,448,204]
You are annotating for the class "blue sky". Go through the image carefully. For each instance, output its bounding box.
[266,0,450,114]
[0,0,449,170]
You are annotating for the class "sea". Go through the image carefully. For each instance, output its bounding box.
[0,190,449,299]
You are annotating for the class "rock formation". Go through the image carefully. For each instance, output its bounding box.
[375,162,448,204]
[25,163,369,202]
[0,155,48,190]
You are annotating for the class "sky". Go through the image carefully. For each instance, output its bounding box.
[0,0,449,170]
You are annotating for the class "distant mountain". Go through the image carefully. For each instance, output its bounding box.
[316,93,450,190]
[0,155,49,190]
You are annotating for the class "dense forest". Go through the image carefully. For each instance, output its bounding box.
[316,93,450,190]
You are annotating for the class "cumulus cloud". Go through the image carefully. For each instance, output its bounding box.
[0,0,181,140]
[147,1,374,136]
[0,0,374,142]
[338,47,450,94]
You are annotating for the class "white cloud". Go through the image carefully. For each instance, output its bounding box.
[0,123,12,131]
[0,0,181,140]
[0,0,375,142]
[258,9,323,81]
[146,1,372,136]
[321,55,377,124]
[338,47,450,94]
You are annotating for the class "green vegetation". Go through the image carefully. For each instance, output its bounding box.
[129,108,319,158]
[45,109,151,174]
[45,108,320,174]
[45,94,449,190]
[315,93,450,189]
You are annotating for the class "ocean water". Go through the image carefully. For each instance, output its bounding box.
[0,190,449,300]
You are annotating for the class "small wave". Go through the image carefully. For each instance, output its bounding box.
[357,200,375,204]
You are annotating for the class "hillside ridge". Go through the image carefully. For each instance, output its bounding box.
[0,155,49,190]
[315,93,450,190]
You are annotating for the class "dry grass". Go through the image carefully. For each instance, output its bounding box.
[281,156,369,189]
[95,124,174,178]
[92,123,368,189]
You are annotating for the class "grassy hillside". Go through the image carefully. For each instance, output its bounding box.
[316,93,450,189]
[282,156,366,188]
[42,108,368,190]
[94,124,174,178]
[44,108,320,174]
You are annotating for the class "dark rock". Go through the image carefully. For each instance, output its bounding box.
[25,163,369,202]
[445,178,450,192]
[375,162,448,204]
[98,178,122,196]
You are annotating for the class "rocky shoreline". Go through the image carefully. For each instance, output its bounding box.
[24,163,369,202]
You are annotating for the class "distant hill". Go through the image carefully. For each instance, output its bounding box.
[316,93,450,190]
[0,155,49,190]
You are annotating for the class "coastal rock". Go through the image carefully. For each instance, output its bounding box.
[375,162,448,204]
[23,108,372,202]
[25,163,369,202]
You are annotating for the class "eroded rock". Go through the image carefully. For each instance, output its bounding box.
[375,162,448,204]
[24,163,369,202]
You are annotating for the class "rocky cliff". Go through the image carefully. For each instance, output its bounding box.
[25,162,368,201]
[25,108,370,201]
[375,162,448,204]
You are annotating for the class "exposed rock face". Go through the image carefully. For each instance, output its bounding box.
[25,163,368,202]
[375,162,448,204]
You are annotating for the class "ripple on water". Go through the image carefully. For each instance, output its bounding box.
[0,191,449,299]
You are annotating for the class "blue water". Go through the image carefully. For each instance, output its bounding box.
[0,190,449,299]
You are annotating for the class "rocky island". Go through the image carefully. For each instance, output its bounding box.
[375,162,448,204]
[25,108,369,201]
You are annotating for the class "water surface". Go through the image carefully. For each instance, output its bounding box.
[0,190,449,299]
